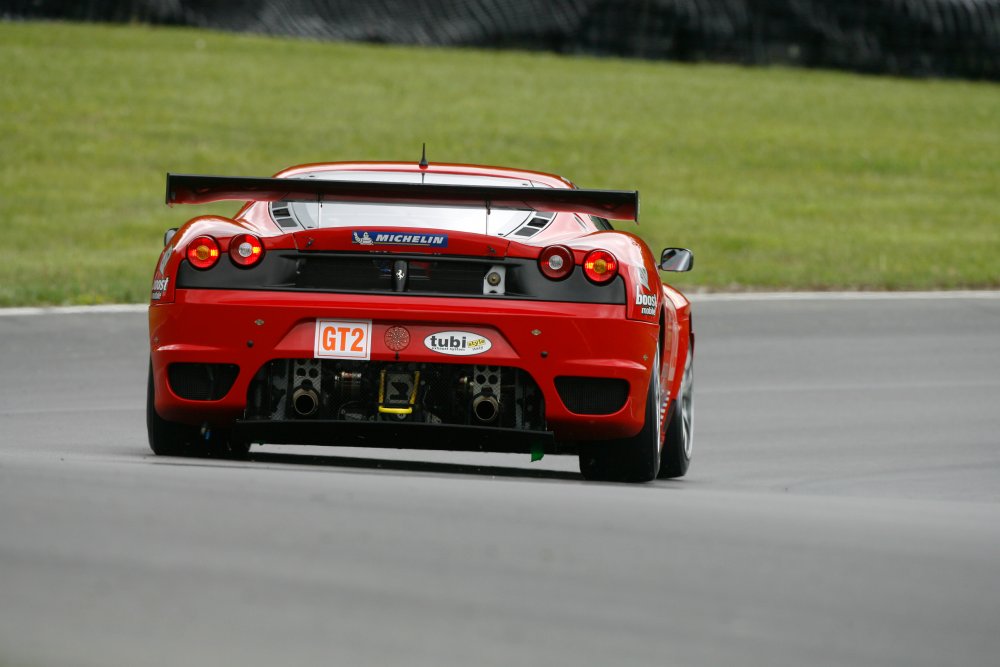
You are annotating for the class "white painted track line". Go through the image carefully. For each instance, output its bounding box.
[0,304,148,317]
[689,290,1000,302]
[2,291,999,316]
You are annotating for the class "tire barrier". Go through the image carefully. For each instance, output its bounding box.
[4,0,999,79]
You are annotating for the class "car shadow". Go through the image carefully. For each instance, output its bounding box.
[247,450,583,481]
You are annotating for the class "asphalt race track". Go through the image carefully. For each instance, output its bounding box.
[1,294,999,667]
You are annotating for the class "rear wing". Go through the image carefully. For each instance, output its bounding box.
[165,173,639,222]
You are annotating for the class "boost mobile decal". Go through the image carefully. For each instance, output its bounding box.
[635,286,656,316]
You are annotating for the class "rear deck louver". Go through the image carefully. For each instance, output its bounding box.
[269,203,298,229]
[511,213,556,238]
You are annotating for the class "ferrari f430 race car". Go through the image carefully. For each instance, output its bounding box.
[148,160,694,482]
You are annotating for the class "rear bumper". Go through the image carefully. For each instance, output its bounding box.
[150,289,659,442]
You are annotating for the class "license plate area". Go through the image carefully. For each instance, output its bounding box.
[314,319,372,360]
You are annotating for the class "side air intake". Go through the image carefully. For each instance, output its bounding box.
[168,363,239,401]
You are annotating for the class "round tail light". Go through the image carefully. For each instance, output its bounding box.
[538,245,574,281]
[186,236,220,270]
[583,249,618,284]
[229,234,265,267]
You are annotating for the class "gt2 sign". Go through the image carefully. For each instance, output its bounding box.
[314,319,372,360]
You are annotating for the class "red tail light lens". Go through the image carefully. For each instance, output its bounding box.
[538,245,574,281]
[186,236,220,270]
[229,234,265,267]
[583,249,618,284]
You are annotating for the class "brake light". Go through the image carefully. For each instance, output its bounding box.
[229,234,265,267]
[538,245,574,281]
[582,249,618,284]
[186,236,220,270]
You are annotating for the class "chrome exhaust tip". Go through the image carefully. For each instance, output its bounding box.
[292,387,319,417]
[472,394,499,423]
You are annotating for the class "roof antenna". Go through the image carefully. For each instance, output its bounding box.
[419,143,428,170]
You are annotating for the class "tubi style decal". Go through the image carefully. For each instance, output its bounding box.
[424,331,492,356]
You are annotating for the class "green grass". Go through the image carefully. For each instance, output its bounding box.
[1,20,998,305]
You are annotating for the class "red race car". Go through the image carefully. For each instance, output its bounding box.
[147,159,694,482]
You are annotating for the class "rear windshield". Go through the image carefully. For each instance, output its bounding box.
[271,171,550,238]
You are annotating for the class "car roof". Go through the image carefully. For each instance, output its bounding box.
[273,161,576,190]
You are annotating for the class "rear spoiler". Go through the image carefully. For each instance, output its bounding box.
[165,173,639,222]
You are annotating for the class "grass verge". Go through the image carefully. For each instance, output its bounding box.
[1,20,998,305]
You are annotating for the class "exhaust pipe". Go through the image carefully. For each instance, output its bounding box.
[292,387,319,417]
[472,394,499,423]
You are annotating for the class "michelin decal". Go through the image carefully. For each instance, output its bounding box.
[354,230,448,247]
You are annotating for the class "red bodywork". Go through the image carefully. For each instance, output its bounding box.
[149,162,692,449]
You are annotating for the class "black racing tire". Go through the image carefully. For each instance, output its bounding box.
[578,346,663,483]
[147,363,200,457]
[147,363,250,459]
[658,344,693,479]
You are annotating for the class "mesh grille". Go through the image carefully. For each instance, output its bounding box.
[555,377,629,415]
[246,359,545,430]
[168,363,239,401]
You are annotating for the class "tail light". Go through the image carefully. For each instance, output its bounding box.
[583,249,618,284]
[186,236,220,270]
[229,234,265,267]
[538,245,574,281]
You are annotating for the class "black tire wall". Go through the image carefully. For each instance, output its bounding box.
[4,0,999,79]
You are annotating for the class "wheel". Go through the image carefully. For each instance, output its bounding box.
[578,345,664,483]
[147,362,200,456]
[147,363,250,459]
[658,343,693,478]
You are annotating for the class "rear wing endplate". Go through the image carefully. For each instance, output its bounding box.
[166,173,639,222]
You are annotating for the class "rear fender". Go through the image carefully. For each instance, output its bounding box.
[150,216,295,304]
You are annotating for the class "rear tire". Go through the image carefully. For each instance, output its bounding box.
[578,347,663,483]
[147,363,250,459]
[658,344,693,478]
